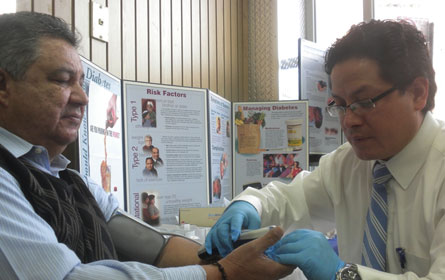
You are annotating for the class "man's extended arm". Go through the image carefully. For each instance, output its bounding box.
[0,167,207,279]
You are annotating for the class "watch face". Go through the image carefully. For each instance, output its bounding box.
[341,269,358,280]
[339,264,361,280]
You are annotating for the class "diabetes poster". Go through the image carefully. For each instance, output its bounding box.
[79,57,125,209]
[233,101,309,196]
[123,81,210,225]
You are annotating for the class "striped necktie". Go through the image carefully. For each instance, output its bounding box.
[362,162,392,271]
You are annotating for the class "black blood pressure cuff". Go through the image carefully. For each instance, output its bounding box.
[107,209,167,265]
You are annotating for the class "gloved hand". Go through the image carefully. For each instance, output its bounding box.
[265,229,345,280]
[205,201,261,257]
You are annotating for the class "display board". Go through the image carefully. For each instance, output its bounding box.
[207,91,233,205]
[298,38,342,154]
[233,101,309,196]
[78,58,315,224]
[79,57,125,209]
[123,82,210,225]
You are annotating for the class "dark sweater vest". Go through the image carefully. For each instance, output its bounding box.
[0,144,117,263]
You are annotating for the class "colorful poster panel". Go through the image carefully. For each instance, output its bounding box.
[233,101,309,196]
[123,82,209,225]
[208,91,232,205]
[298,38,342,154]
[79,57,125,209]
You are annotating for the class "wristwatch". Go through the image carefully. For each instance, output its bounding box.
[336,263,362,280]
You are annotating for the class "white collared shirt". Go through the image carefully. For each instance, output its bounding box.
[236,112,445,279]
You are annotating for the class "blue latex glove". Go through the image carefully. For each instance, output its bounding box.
[265,229,345,280]
[205,201,261,257]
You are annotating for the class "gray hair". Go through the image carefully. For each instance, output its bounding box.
[0,11,80,80]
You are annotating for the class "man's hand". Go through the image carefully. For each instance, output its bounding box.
[266,229,345,280]
[204,226,295,280]
[204,201,261,257]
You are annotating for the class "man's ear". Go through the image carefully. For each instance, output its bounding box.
[408,76,429,112]
[0,69,11,107]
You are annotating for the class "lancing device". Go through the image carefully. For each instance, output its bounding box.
[198,226,276,261]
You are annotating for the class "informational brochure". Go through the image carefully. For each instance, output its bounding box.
[123,82,210,225]
[233,101,309,196]
[298,38,342,154]
[207,91,232,205]
[79,57,125,208]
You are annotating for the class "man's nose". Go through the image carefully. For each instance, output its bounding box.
[71,82,89,105]
[341,108,363,129]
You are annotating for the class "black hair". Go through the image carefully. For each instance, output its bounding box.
[325,19,436,113]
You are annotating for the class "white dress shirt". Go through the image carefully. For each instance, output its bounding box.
[0,127,206,280]
[235,112,445,279]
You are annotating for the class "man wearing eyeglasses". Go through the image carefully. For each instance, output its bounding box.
[206,19,445,280]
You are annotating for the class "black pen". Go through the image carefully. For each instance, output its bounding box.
[396,247,406,270]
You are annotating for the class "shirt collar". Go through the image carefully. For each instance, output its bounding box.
[0,127,34,157]
[386,112,440,189]
[0,127,71,173]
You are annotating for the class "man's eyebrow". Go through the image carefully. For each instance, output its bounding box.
[48,67,77,76]
[331,85,369,100]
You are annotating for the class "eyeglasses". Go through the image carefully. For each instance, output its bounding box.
[326,87,397,117]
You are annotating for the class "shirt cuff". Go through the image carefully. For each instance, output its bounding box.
[231,193,264,218]
[163,265,207,280]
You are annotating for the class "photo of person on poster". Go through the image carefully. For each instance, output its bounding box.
[289,160,303,178]
[216,116,222,134]
[279,154,294,178]
[263,153,301,179]
[309,106,323,128]
[141,192,160,226]
[219,153,228,180]
[142,135,154,155]
[142,157,158,177]
[212,177,221,200]
[142,99,156,128]
[317,79,327,92]
[151,147,164,167]
[226,120,230,137]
